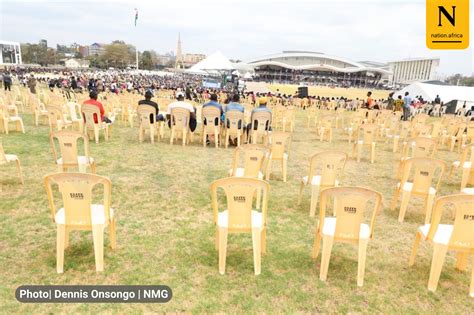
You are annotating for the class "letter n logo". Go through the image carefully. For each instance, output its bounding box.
[426,0,469,49]
[438,6,456,26]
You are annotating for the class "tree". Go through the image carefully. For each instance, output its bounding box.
[140,50,154,70]
[101,42,133,68]
[446,73,474,87]
[20,43,51,65]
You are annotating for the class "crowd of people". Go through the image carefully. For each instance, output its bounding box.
[2,67,471,126]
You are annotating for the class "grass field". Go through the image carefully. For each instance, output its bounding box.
[268,84,391,100]
[1,108,473,313]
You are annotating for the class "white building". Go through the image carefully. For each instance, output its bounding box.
[64,58,89,68]
[388,57,440,87]
[89,43,105,56]
[0,40,22,65]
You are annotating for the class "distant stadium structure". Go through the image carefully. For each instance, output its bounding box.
[0,40,22,65]
[387,57,440,87]
[237,51,392,87]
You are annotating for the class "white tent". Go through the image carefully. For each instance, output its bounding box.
[243,72,253,79]
[394,82,474,103]
[186,51,234,74]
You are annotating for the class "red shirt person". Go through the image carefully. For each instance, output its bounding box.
[83,91,105,123]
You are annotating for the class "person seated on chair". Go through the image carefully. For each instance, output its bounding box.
[247,97,272,140]
[83,90,114,124]
[223,93,246,145]
[202,93,223,125]
[166,92,197,132]
[225,93,245,114]
[138,90,164,123]
[202,93,223,145]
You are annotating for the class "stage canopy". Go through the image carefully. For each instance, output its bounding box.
[394,81,474,103]
[186,51,234,74]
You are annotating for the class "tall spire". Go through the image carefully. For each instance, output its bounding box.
[175,33,184,70]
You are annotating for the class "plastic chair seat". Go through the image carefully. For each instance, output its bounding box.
[302,175,339,186]
[217,210,263,228]
[453,161,472,169]
[321,217,371,240]
[232,167,264,179]
[8,116,22,122]
[418,224,453,245]
[55,205,114,225]
[398,182,436,195]
[4,154,19,162]
[57,156,94,165]
[461,188,474,195]
[356,140,376,145]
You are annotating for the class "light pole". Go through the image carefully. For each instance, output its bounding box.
[134,8,139,70]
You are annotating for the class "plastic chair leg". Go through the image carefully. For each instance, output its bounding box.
[311,232,321,259]
[470,261,474,297]
[390,188,400,210]
[357,239,369,287]
[94,128,99,144]
[282,157,287,182]
[15,160,24,185]
[138,126,144,143]
[428,244,448,292]
[309,185,320,217]
[92,224,105,272]
[370,143,375,164]
[450,137,456,152]
[461,168,470,190]
[252,227,262,275]
[357,143,362,162]
[56,224,66,273]
[218,227,228,275]
[256,188,261,210]
[150,127,155,144]
[425,194,435,224]
[448,164,456,178]
[455,252,468,271]
[319,235,334,281]
[109,219,117,250]
[265,159,272,181]
[170,129,174,145]
[398,190,411,223]
[409,231,422,266]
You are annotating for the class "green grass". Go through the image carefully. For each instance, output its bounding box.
[0,110,472,313]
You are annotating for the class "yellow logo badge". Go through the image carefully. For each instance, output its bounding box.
[426,0,470,49]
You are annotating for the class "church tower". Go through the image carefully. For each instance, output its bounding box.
[175,33,184,70]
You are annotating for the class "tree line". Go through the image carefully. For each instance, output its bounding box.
[20,40,169,70]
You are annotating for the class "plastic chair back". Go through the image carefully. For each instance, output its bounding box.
[44,173,111,227]
[319,187,382,241]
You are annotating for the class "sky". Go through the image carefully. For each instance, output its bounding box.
[0,0,473,75]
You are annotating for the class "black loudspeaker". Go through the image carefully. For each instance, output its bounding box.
[298,86,308,98]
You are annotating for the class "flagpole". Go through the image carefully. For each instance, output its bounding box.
[134,8,139,70]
